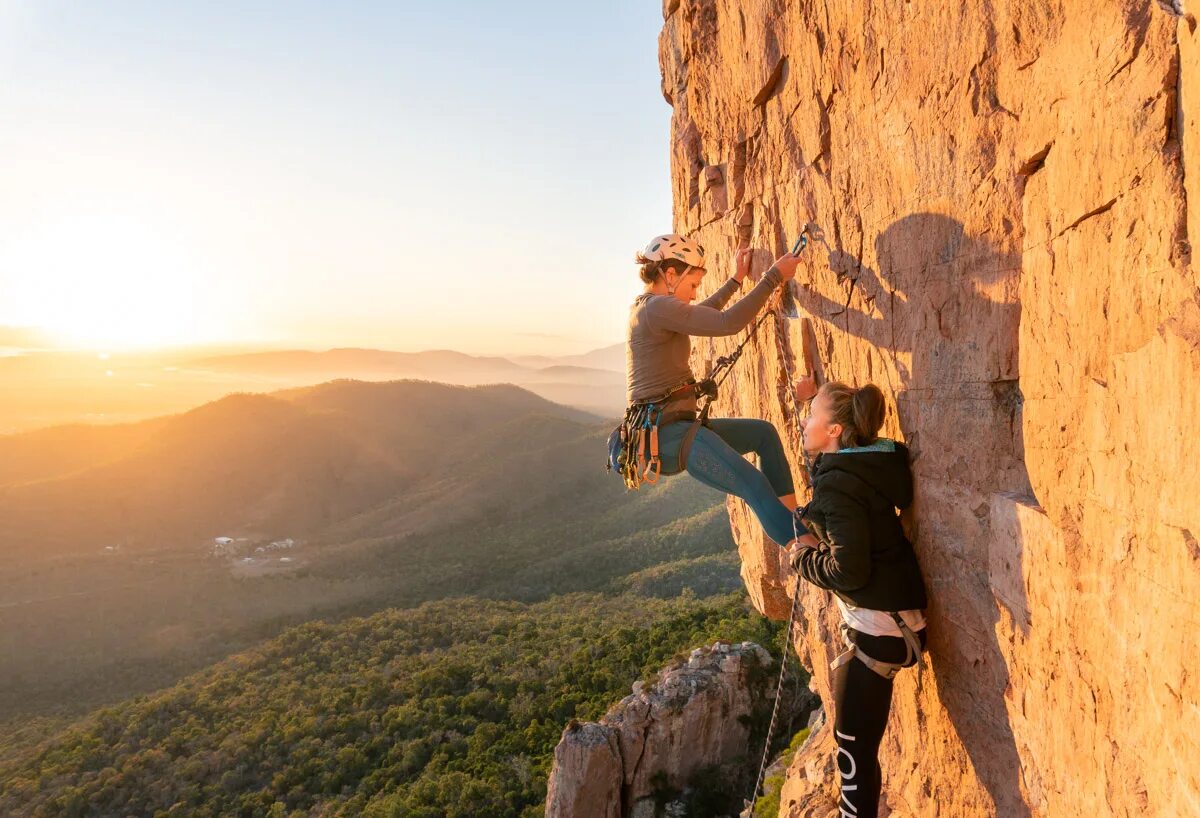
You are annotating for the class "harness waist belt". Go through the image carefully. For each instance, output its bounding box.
[634,380,699,408]
[657,410,698,425]
[830,617,926,682]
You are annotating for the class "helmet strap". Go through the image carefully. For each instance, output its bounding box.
[667,265,696,295]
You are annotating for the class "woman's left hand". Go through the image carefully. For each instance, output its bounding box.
[735,247,753,283]
[786,534,820,567]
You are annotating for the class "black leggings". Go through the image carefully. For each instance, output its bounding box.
[831,627,928,818]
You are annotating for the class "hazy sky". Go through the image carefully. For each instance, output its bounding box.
[0,1,673,355]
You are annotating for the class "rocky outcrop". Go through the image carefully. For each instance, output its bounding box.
[545,722,625,818]
[545,641,815,818]
[659,2,1200,816]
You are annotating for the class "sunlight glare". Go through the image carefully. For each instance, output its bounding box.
[1,210,230,350]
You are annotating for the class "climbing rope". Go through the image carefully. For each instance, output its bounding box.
[695,230,813,423]
[612,227,821,811]
[745,564,804,816]
[742,467,809,812]
[744,227,821,815]
[776,231,818,480]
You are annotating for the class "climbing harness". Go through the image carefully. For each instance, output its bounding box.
[608,230,814,490]
[607,381,703,489]
[830,613,926,681]
[607,302,784,490]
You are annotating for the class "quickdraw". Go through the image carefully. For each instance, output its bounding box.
[610,394,684,490]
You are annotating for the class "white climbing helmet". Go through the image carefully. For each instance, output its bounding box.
[641,233,706,269]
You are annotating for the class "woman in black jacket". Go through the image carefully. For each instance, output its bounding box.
[789,381,928,818]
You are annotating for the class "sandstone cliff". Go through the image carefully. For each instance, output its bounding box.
[654,1,1200,816]
[545,642,815,817]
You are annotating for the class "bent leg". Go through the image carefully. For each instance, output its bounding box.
[704,417,796,497]
[682,425,804,546]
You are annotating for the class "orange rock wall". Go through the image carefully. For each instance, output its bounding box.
[658,2,1200,815]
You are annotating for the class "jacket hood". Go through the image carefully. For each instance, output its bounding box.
[812,438,913,510]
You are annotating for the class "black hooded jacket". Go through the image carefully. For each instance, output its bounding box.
[797,440,928,612]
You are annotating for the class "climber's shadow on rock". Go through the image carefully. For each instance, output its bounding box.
[793,213,1035,817]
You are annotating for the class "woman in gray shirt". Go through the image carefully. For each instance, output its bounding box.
[624,233,812,550]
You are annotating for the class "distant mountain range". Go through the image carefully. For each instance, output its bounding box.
[186,344,627,415]
[188,347,530,377]
[188,343,626,376]
[0,342,627,434]
[0,380,601,559]
[508,343,625,371]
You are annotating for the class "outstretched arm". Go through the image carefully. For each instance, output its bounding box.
[697,248,754,310]
[696,277,741,310]
[648,268,783,337]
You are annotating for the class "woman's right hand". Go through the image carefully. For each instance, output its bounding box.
[793,375,818,403]
[771,252,802,281]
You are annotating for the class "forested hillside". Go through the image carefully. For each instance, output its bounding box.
[0,592,784,818]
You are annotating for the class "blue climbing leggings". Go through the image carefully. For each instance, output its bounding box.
[656,417,806,546]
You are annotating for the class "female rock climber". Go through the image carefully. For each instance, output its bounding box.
[621,231,817,551]
[788,381,930,818]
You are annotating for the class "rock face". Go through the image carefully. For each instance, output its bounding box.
[545,642,813,818]
[657,2,1200,816]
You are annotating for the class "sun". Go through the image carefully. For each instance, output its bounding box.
[2,211,227,350]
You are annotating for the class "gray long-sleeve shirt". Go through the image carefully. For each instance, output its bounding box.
[625,267,784,412]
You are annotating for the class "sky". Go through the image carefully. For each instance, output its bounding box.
[0,1,674,356]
